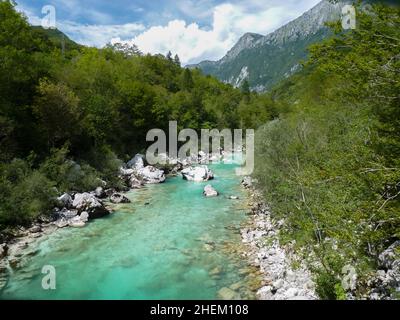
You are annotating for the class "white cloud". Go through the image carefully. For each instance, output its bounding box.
[17,1,321,65]
[16,3,145,48]
[114,2,318,65]
[60,21,145,47]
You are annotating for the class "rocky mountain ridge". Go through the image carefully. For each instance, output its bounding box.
[189,0,348,91]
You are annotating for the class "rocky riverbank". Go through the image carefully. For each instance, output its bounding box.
[240,177,400,300]
[240,177,317,300]
[0,152,220,292]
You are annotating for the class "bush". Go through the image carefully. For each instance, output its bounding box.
[84,146,124,189]
[12,171,56,223]
[39,147,101,192]
[0,160,56,227]
[253,4,400,298]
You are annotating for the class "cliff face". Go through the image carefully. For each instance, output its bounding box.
[190,0,347,92]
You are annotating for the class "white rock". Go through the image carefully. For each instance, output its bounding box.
[273,279,284,290]
[110,193,131,204]
[94,187,106,198]
[285,288,299,298]
[203,185,219,197]
[67,215,84,227]
[257,285,274,300]
[59,208,78,219]
[80,212,89,222]
[181,166,214,182]
[72,193,109,219]
[54,218,69,228]
[120,167,135,176]
[129,175,144,188]
[57,193,73,208]
[127,154,146,170]
[241,176,253,188]
[136,166,165,184]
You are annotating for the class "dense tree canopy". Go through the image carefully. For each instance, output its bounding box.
[0,0,275,228]
[253,3,400,299]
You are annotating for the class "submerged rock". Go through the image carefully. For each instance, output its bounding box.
[110,193,131,204]
[203,185,219,197]
[209,267,222,276]
[203,244,215,252]
[229,282,243,291]
[217,287,241,300]
[181,166,214,182]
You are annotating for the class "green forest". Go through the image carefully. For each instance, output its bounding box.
[0,0,399,299]
[0,1,274,228]
[253,3,400,298]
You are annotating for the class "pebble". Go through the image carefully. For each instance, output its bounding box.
[240,179,317,300]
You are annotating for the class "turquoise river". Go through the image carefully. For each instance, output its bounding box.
[0,160,261,299]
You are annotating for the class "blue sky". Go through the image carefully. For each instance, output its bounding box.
[17,0,321,64]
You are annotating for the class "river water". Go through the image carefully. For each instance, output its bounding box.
[1,160,260,299]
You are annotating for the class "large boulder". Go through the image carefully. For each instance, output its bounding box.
[110,193,131,204]
[56,208,78,219]
[379,241,400,270]
[68,216,86,228]
[129,175,144,189]
[94,187,106,199]
[127,154,146,170]
[119,167,135,177]
[72,193,110,219]
[181,166,214,182]
[56,193,73,209]
[203,185,219,197]
[80,212,89,222]
[136,166,166,184]
[54,218,69,228]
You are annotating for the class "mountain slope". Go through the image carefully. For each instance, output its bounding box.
[190,0,346,92]
[31,26,82,52]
